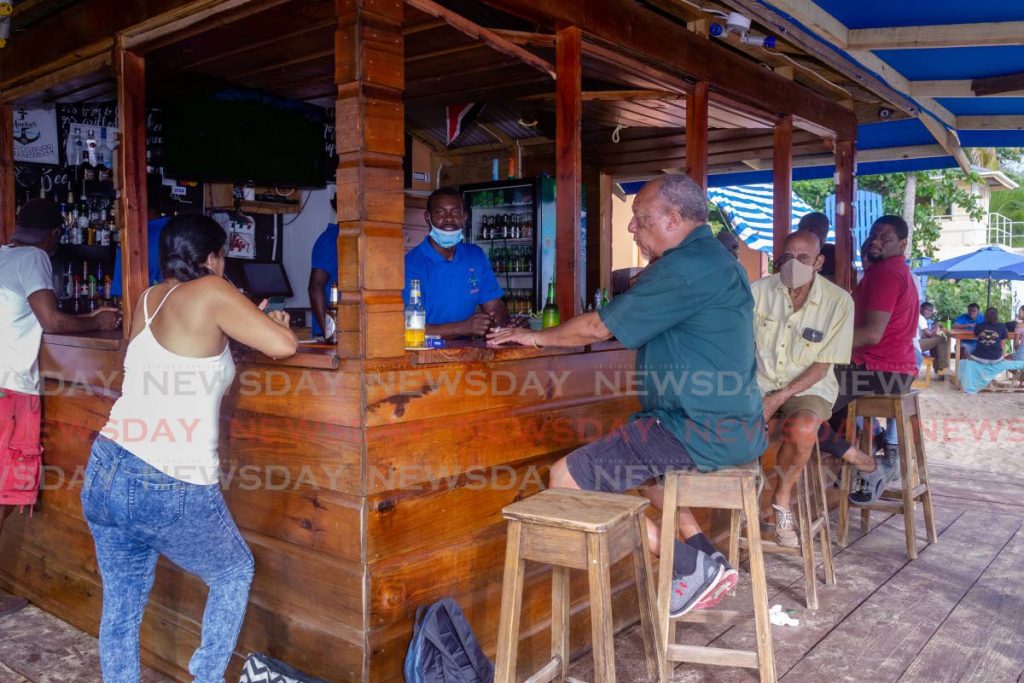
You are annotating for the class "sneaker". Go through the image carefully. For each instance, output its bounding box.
[849,458,891,505]
[669,551,724,618]
[695,552,739,609]
[772,503,799,547]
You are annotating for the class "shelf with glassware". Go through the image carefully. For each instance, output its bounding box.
[461,175,558,316]
[51,195,121,314]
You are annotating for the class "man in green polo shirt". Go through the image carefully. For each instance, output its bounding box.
[488,174,766,619]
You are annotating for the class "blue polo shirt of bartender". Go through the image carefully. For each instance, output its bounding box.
[403,238,503,325]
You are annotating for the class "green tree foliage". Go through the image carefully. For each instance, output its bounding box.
[793,170,985,258]
[924,278,1013,323]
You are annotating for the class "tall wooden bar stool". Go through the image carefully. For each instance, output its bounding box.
[495,488,666,683]
[656,462,776,682]
[729,443,836,610]
[838,391,938,560]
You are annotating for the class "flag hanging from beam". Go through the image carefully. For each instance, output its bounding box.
[446,103,483,146]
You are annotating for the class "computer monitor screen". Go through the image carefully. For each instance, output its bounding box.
[240,262,293,298]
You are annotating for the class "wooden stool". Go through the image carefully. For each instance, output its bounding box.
[656,462,776,682]
[495,488,665,683]
[730,443,836,610]
[912,357,933,388]
[838,391,938,560]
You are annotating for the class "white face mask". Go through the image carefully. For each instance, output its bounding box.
[780,258,814,289]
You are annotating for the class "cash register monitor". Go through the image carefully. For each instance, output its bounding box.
[238,261,294,299]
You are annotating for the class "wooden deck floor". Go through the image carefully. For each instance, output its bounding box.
[2,461,1023,682]
[567,461,1024,682]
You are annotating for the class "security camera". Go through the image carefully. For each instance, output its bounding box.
[878,107,893,120]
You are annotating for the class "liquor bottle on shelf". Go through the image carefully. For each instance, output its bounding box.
[601,289,610,308]
[69,126,83,167]
[96,128,111,182]
[404,278,426,349]
[593,289,603,313]
[542,280,560,329]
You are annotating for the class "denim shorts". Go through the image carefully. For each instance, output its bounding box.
[566,417,696,493]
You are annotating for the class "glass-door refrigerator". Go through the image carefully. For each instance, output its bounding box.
[462,174,584,315]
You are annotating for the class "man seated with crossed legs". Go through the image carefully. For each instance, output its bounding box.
[752,231,887,546]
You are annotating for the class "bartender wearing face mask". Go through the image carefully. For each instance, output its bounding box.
[750,230,854,546]
[403,186,510,338]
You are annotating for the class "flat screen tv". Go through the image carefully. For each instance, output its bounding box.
[161,96,326,188]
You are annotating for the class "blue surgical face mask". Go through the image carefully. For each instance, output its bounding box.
[429,220,464,248]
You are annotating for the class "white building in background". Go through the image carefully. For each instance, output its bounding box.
[931,169,1024,309]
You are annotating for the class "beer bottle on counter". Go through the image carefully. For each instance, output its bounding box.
[326,283,339,343]
[404,279,426,348]
[542,279,560,329]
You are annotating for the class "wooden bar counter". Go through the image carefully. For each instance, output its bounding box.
[1,331,658,681]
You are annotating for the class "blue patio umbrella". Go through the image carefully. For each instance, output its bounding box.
[912,246,1024,307]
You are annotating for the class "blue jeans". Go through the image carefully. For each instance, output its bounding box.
[81,436,254,683]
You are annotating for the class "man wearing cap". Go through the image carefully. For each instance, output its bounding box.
[0,199,119,616]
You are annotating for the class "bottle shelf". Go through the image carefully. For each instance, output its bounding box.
[495,271,534,277]
[476,237,533,243]
[471,203,534,210]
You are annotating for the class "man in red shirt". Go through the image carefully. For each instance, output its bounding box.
[820,215,918,504]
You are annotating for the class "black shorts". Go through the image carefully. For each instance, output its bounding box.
[566,417,697,493]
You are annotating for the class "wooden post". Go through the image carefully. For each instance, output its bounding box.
[555,25,582,320]
[834,138,855,292]
[335,0,405,358]
[685,81,709,191]
[114,37,148,336]
[773,114,793,263]
[0,105,13,244]
[599,172,613,296]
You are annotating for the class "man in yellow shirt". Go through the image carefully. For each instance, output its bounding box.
[752,231,883,546]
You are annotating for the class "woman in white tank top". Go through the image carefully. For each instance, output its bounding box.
[80,214,298,682]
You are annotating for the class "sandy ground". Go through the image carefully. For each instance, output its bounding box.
[917,377,1024,479]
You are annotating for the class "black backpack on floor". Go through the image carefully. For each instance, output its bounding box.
[404,598,495,683]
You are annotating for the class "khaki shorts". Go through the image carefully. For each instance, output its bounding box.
[779,394,832,422]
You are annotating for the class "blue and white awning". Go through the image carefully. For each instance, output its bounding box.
[707,184,819,254]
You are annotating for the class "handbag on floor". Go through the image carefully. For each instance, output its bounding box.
[239,653,329,683]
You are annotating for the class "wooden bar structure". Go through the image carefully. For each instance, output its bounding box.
[114,37,150,336]
[773,114,794,261]
[834,138,857,292]
[685,81,709,190]
[0,1,872,681]
[554,25,583,320]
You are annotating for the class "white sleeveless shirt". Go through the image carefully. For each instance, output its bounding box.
[102,285,235,484]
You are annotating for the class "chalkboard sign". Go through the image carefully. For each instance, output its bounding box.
[14,163,74,204]
[56,102,118,167]
[147,107,165,168]
[323,106,337,182]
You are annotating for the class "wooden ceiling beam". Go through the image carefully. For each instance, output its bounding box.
[520,89,684,103]
[175,18,336,71]
[848,22,1024,50]
[405,42,485,63]
[720,0,970,172]
[404,0,555,80]
[957,116,1024,131]
[479,0,856,138]
[972,71,1024,98]
[121,0,295,51]
[404,77,552,107]
[909,80,1024,98]
[1,47,112,104]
